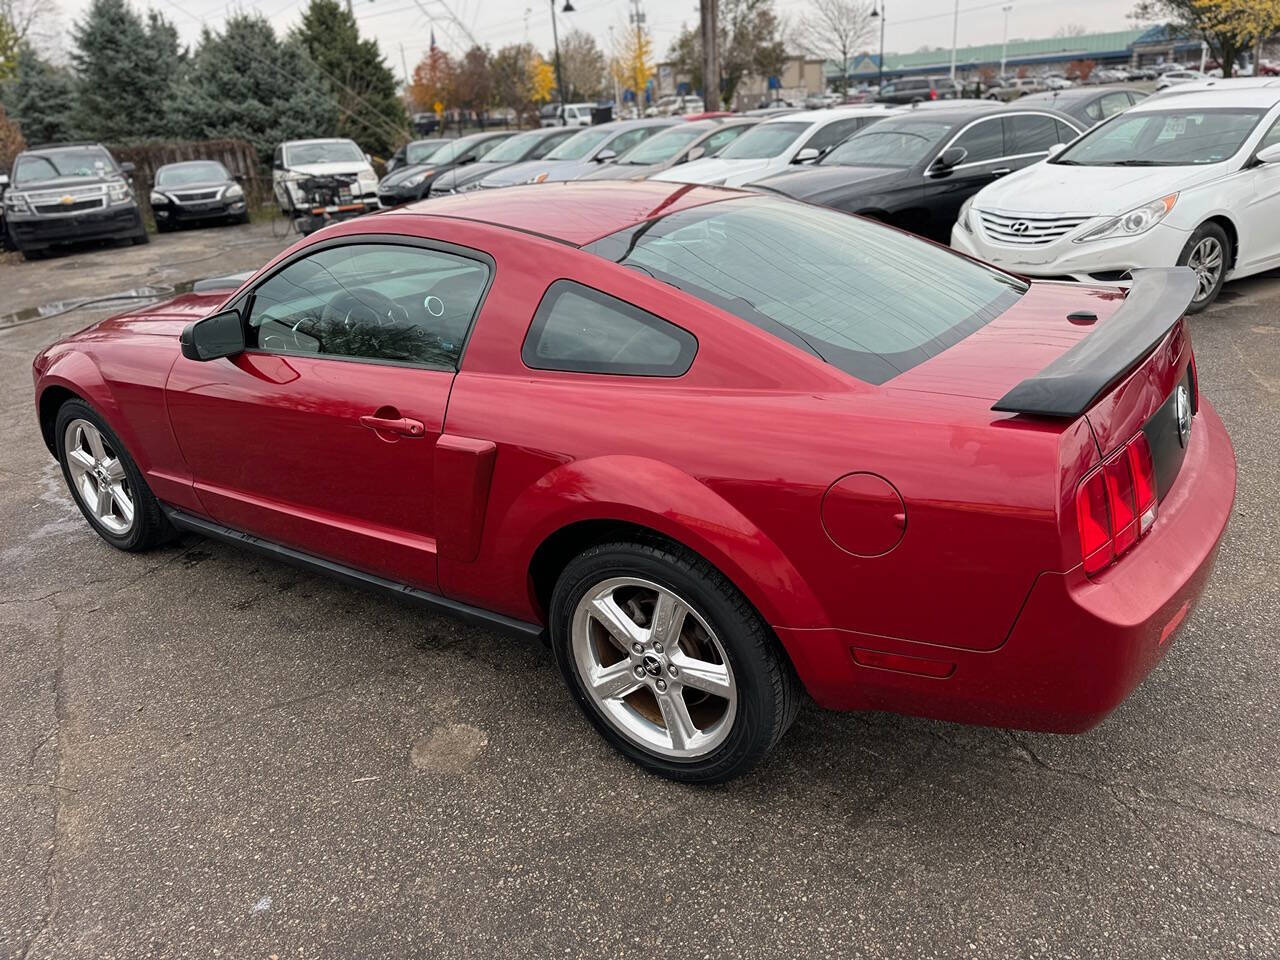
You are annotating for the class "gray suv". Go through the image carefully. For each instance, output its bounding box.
[875,76,962,104]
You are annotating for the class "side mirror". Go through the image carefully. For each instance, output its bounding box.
[793,147,821,163]
[1256,143,1280,164]
[120,161,136,175]
[180,309,245,362]
[684,145,706,163]
[932,146,968,170]
[233,173,245,183]
[596,149,617,163]
[1046,142,1067,158]
[364,153,373,164]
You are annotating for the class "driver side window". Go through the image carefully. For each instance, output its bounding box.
[246,243,489,369]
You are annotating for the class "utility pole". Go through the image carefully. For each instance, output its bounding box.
[999,5,1012,77]
[699,0,718,110]
[629,0,647,111]
[871,3,885,89]
[949,0,959,81]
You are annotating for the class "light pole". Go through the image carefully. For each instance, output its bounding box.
[870,2,885,89]
[948,0,959,81]
[1000,4,1012,77]
[550,0,575,125]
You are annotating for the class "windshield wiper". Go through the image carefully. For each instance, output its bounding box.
[1110,159,1168,166]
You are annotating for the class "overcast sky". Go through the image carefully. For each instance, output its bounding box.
[51,0,1150,80]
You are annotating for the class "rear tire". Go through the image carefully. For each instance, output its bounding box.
[54,399,175,552]
[1178,222,1230,312]
[549,539,800,783]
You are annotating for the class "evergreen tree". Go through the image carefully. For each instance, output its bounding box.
[292,0,407,157]
[2,43,77,143]
[69,0,184,140]
[174,13,339,165]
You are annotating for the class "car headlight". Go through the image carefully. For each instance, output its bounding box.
[957,196,974,233]
[150,191,170,206]
[1074,193,1178,243]
[524,172,550,184]
[400,170,430,188]
[222,183,244,200]
[107,181,132,205]
[5,192,33,215]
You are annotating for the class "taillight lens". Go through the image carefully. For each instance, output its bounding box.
[929,88,939,100]
[1075,431,1159,576]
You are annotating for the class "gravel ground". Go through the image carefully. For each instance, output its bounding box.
[0,228,1276,959]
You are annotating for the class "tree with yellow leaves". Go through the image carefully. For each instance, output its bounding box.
[1136,0,1280,76]
[407,46,454,116]
[608,20,654,112]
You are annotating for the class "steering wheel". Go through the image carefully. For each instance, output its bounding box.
[319,287,410,330]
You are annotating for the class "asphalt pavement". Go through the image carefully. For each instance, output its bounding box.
[0,225,1276,959]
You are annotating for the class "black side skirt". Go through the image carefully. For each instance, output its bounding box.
[992,267,1198,418]
[162,506,543,639]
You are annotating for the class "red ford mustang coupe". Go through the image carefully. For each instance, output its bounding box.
[32,182,1235,782]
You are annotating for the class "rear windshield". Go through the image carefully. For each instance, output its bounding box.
[583,196,1025,384]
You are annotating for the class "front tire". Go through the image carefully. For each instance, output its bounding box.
[549,540,800,783]
[1178,222,1230,312]
[54,399,175,552]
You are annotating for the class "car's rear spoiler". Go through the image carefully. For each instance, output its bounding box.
[991,267,1198,419]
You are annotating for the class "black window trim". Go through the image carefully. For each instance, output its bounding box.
[521,278,699,378]
[225,233,497,373]
[937,111,1083,171]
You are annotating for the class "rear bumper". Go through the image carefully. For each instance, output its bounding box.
[9,206,143,247]
[778,398,1236,733]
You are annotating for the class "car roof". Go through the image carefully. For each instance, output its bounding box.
[20,141,110,154]
[284,138,356,145]
[890,100,1057,122]
[394,180,739,246]
[1135,87,1280,110]
[1021,86,1143,102]
[763,106,896,125]
[1151,77,1280,99]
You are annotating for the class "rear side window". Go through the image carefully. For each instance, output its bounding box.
[950,118,1004,163]
[1004,114,1060,154]
[523,280,697,377]
[802,117,864,154]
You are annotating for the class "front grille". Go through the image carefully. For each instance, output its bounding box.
[173,190,221,202]
[34,197,105,214]
[978,209,1090,245]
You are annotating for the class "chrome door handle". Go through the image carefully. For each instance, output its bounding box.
[360,414,425,437]
[992,168,1012,176]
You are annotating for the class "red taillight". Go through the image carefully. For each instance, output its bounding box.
[929,88,939,100]
[1075,432,1159,576]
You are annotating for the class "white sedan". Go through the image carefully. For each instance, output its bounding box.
[648,107,896,187]
[951,87,1280,310]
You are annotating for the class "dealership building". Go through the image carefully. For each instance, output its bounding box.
[835,25,1204,86]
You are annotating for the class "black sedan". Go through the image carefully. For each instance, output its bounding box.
[150,160,248,231]
[1015,86,1148,128]
[427,127,579,196]
[750,102,1084,243]
[378,131,514,208]
[386,137,448,173]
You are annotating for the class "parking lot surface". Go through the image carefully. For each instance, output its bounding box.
[1,228,1277,959]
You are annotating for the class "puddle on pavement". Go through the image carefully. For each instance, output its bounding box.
[0,279,197,330]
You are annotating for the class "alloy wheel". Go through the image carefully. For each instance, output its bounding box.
[570,576,737,759]
[1187,236,1223,303]
[64,418,135,536]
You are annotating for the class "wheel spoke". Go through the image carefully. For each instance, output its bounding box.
[94,482,113,519]
[102,457,126,482]
[590,594,644,652]
[83,425,107,462]
[649,590,687,648]
[67,448,95,474]
[589,660,642,701]
[671,653,733,699]
[109,483,134,524]
[657,691,698,751]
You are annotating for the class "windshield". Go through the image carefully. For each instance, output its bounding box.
[546,127,612,161]
[584,196,1024,385]
[825,119,952,167]
[286,141,364,166]
[155,161,228,186]
[1053,108,1263,166]
[718,122,808,159]
[406,140,447,164]
[14,147,117,185]
[485,132,546,163]
[619,126,707,164]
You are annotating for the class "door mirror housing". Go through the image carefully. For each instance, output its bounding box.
[793,147,821,164]
[181,309,245,362]
[684,145,706,163]
[119,161,136,176]
[595,149,617,163]
[932,146,968,170]
[1255,143,1280,164]
[1046,142,1068,158]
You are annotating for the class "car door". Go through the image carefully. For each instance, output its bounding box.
[919,115,1007,240]
[165,238,493,590]
[1238,115,1280,272]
